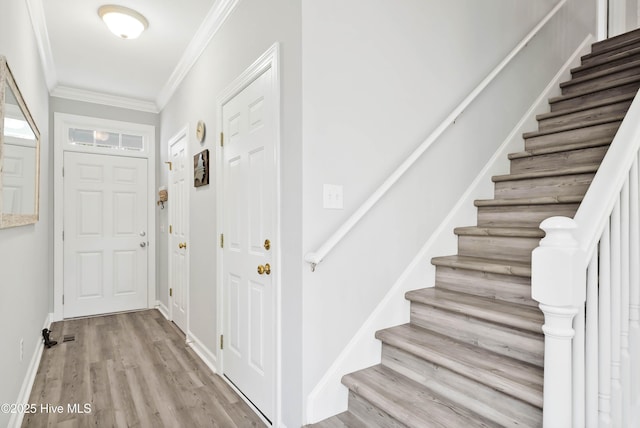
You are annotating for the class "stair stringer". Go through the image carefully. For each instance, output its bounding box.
[303,34,594,425]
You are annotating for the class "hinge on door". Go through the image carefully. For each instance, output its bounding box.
[62,231,64,241]
[220,132,224,147]
[169,288,173,297]
[169,225,173,234]
[62,167,64,177]
[62,295,64,305]
[220,233,224,248]
[220,335,224,350]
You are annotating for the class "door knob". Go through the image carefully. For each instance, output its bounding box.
[140,231,146,237]
[257,263,271,275]
[264,239,271,250]
[140,242,147,248]
[179,242,187,249]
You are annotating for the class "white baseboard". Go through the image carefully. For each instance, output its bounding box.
[8,313,53,428]
[304,34,595,424]
[187,331,218,374]
[155,300,170,319]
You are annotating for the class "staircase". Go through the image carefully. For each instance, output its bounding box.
[309,29,640,428]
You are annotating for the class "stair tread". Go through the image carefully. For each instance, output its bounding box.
[454,226,544,238]
[561,59,640,88]
[523,113,625,138]
[343,365,495,428]
[537,93,635,120]
[431,255,531,277]
[571,44,640,73]
[492,164,597,182]
[376,324,543,407]
[508,138,612,159]
[405,288,543,333]
[549,74,640,105]
[591,28,640,53]
[474,195,582,206]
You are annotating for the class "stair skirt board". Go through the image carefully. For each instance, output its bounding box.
[304,34,597,426]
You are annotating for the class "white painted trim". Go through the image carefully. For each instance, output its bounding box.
[304,35,595,424]
[155,0,240,110]
[304,0,569,270]
[156,300,170,319]
[8,313,53,428]
[216,42,282,427]
[51,86,159,114]
[25,0,57,91]
[597,0,609,40]
[167,125,190,337]
[53,113,156,321]
[187,331,218,374]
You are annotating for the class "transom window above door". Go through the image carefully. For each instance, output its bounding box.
[68,127,145,152]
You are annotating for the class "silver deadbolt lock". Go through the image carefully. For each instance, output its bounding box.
[140,231,146,237]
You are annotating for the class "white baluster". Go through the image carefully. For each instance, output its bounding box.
[611,197,622,427]
[621,177,631,426]
[586,253,599,428]
[631,155,640,421]
[600,221,612,428]
[532,216,585,427]
[574,301,585,428]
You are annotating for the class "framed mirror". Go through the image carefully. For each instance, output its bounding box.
[0,56,40,228]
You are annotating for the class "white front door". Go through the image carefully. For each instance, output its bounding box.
[222,67,276,422]
[63,152,148,318]
[169,132,189,333]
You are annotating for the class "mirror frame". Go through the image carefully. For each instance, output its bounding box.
[0,56,40,228]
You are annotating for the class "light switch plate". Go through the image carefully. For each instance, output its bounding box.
[323,184,343,209]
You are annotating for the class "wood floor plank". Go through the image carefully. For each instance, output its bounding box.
[22,309,266,428]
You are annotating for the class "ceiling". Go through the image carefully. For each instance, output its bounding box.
[29,0,235,112]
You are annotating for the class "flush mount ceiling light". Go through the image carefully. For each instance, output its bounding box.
[98,5,148,40]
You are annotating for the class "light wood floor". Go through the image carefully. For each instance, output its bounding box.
[23,309,266,428]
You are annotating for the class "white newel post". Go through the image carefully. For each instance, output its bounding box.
[532,217,586,428]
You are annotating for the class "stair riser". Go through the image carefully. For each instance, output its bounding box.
[510,146,609,175]
[381,345,543,425]
[477,204,579,227]
[494,173,595,200]
[581,41,640,65]
[551,80,640,111]
[537,101,631,131]
[562,67,640,95]
[572,51,640,78]
[348,392,405,428]
[435,266,535,307]
[458,235,539,264]
[524,121,618,151]
[410,303,544,367]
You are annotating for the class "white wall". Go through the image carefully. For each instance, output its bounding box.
[0,1,51,426]
[158,0,302,426]
[301,0,596,418]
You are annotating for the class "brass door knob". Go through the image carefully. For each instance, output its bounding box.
[257,263,271,275]
[179,242,187,249]
[264,239,271,250]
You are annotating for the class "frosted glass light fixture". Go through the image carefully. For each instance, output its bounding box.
[98,5,148,39]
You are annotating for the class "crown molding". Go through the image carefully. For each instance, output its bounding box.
[155,0,240,110]
[51,86,159,113]
[25,0,57,91]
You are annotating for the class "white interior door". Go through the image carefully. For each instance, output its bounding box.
[63,152,148,318]
[222,67,276,422]
[168,133,189,333]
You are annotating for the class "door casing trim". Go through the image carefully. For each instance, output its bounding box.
[53,112,156,321]
[215,42,282,427]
